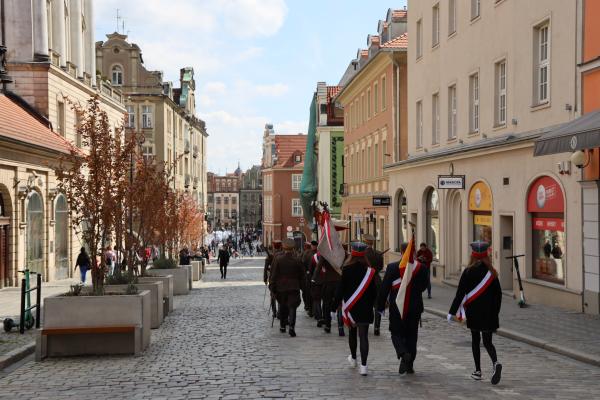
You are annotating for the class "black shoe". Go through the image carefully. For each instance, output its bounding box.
[289,328,296,337]
[398,359,408,375]
[324,326,331,333]
[491,363,502,385]
[279,327,286,333]
[428,295,432,299]
[317,320,323,328]
[338,328,345,337]
[407,366,415,374]
[374,328,380,336]
[399,352,412,375]
[307,312,314,318]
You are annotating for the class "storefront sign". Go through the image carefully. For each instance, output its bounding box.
[438,175,465,189]
[474,214,492,226]
[469,181,493,212]
[532,217,565,232]
[372,196,391,206]
[527,176,564,213]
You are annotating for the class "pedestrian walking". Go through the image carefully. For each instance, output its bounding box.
[179,247,191,266]
[217,244,231,279]
[104,246,116,276]
[264,240,283,319]
[74,247,91,283]
[363,234,384,336]
[448,241,503,385]
[268,239,305,337]
[316,253,344,335]
[416,242,434,299]
[335,242,377,376]
[377,240,429,375]
[300,241,316,317]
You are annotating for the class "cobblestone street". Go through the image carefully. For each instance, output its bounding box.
[1,257,599,399]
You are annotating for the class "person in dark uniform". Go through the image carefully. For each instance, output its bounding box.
[269,239,305,337]
[363,234,384,336]
[314,253,344,335]
[335,242,377,376]
[300,241,316,316]
[217,244,230,279]
[309,245,324,326]
[264,240,283,319]
[377,242,429,375]
[448,241,503,385]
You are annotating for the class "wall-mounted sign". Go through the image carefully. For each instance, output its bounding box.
[438,175,465,189]
[372,196,391,207]
[469,181,493,212]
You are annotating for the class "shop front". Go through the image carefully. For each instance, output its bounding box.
[469,181,493,254]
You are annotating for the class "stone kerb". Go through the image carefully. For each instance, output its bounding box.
[138,275,174,314]
[106,282,164,329]
[36,289,151,360]
[147,267,190,295]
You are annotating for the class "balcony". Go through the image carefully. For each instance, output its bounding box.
[184,174,191,188]
[193,144,199,158]
[184,139,190,154]
[340,183,348,197]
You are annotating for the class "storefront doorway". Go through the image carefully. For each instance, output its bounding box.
[446,190,462,278]
[54,195,69,280]
[26,191,44,277]
[499,215,514,290]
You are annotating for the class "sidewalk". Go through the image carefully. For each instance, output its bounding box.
[0,278,80,366]
[424,282,600,367]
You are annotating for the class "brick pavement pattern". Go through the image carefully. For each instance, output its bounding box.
[0,257,599,399]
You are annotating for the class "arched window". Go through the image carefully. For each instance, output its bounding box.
[396,189,407,251]
[55,195,69,279]
[27,192,44,275]
[425,187,439,259]
[111,65,123,86]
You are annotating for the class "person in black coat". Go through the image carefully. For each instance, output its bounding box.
[448,241,503,385]
[334,242,377,376]
[217,245,231,279]
[377,241,429,375]
[363,234,384,336]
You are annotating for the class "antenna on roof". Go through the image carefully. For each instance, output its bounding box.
[116,9,121,33]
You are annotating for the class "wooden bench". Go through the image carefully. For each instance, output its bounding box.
[37,325,141,360]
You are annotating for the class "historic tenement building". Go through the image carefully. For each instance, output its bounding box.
[207,170,241,231]
[0,0,126,286]
[239,165,262,230]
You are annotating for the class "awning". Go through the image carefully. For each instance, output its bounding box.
[534,110,600,156]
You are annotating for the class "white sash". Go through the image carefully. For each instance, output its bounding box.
[456,271,493,321]
[342,267,375,326]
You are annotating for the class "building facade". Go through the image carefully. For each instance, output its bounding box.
[96,33,208,214]
[0,0,126,285]
[314,82,344,219]
[338,9,408,254]
[262,126,310,247]
[386,0,581,311]
[239,165,262,230]
[207,171,241,231]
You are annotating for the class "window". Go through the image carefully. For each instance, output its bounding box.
[126,105,135,129]
[224,210,229,219]
[432,3,440,47]
[495,60,507,125]
[142,105,153,128]
[471,0,480,20]
[292,199,302,217]
[535,23,550,104]
[224,197,229,205]
[448,85,457,139]
[416,19,423,59]
[142,145,154,161]
[292,174,302,191]
[216,197,221,204]
[432,93,440,144]
[367,146,371,178]
[362,94,367,123]
[111,65,123,86]
[374,82,379,114]
[367,89,371,119]
[294,154,302,163]
[469,73,480,133]
[27,192,44,275]
[425,188,439,259]
[416,100,423,148]
[374,143,379,177]
[381,76,387,110]
[448,0,456,35]
[57,101,65,137]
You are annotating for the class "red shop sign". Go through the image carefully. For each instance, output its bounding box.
[532,217,565,232]
[527,176,564,213]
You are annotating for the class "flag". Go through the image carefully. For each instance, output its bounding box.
[395,235,421,320]
[317,210,345,274]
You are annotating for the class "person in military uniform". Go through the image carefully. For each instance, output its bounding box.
[264,240,283,319]
[363,234,384,336]
[269,239,305,337]
[308,243,324,326]
[300,241,316,316]
[315,254,344,335]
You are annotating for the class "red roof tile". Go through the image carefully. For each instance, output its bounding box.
[381,33,408,49]
[327,86,342,102]
[0,94,72,154]
[274,135,307,168]
[392,10,408,20]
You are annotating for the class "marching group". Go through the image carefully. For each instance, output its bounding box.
[264,236,503,385]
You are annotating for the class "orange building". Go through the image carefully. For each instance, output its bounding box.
[262,128,311,248]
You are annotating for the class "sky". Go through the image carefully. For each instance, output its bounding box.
[95,0,408,174]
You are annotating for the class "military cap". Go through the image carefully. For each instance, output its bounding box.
[350,242,368,257]
[310,240,318,246]
[282,238,296,250]
[362,233,375,243]
[470,241,490,258]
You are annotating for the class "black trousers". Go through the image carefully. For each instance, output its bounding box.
[219,263,228,278]
[312,284,323,321]
[321,281,338,327]
[277,290,301,329]
[391,315,420,365]
[303,274,312,311]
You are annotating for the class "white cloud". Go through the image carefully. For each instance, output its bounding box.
[237,46,264,62]
[204,82,227,96]
[276,120,308,135]
[218,0,288,38]
[235,80,289,97]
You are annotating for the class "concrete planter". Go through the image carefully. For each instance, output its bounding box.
[147,267,189,295]
[36,289,151,360]
[191,261,202,281]
[201,259,206,274]
[106,282,164,329]
[180,265,192,290]
[138,275,174,314]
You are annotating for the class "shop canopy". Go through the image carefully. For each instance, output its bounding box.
[534,109,600,156]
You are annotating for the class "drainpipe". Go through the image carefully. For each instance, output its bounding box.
[393,55,401,164]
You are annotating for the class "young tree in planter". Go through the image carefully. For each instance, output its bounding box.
[56,96,137,293]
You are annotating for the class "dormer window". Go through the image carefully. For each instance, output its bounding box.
[111,65,123,86]
[294,154,302,163]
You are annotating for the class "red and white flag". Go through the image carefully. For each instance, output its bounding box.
[317,210,345,274]
[395,236,423,320]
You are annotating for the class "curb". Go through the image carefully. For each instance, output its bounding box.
[424,306,600,368]
[0,342,35,371]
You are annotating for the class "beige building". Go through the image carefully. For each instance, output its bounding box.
[96,33,208,216]
[0,0,126,285]
[386,0,581,310]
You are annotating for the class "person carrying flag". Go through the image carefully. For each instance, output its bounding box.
[334,242,377,376]
[363,234,384,336]
[376,237,429,375]
[448,241,503,385]
[316,253,344,335]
